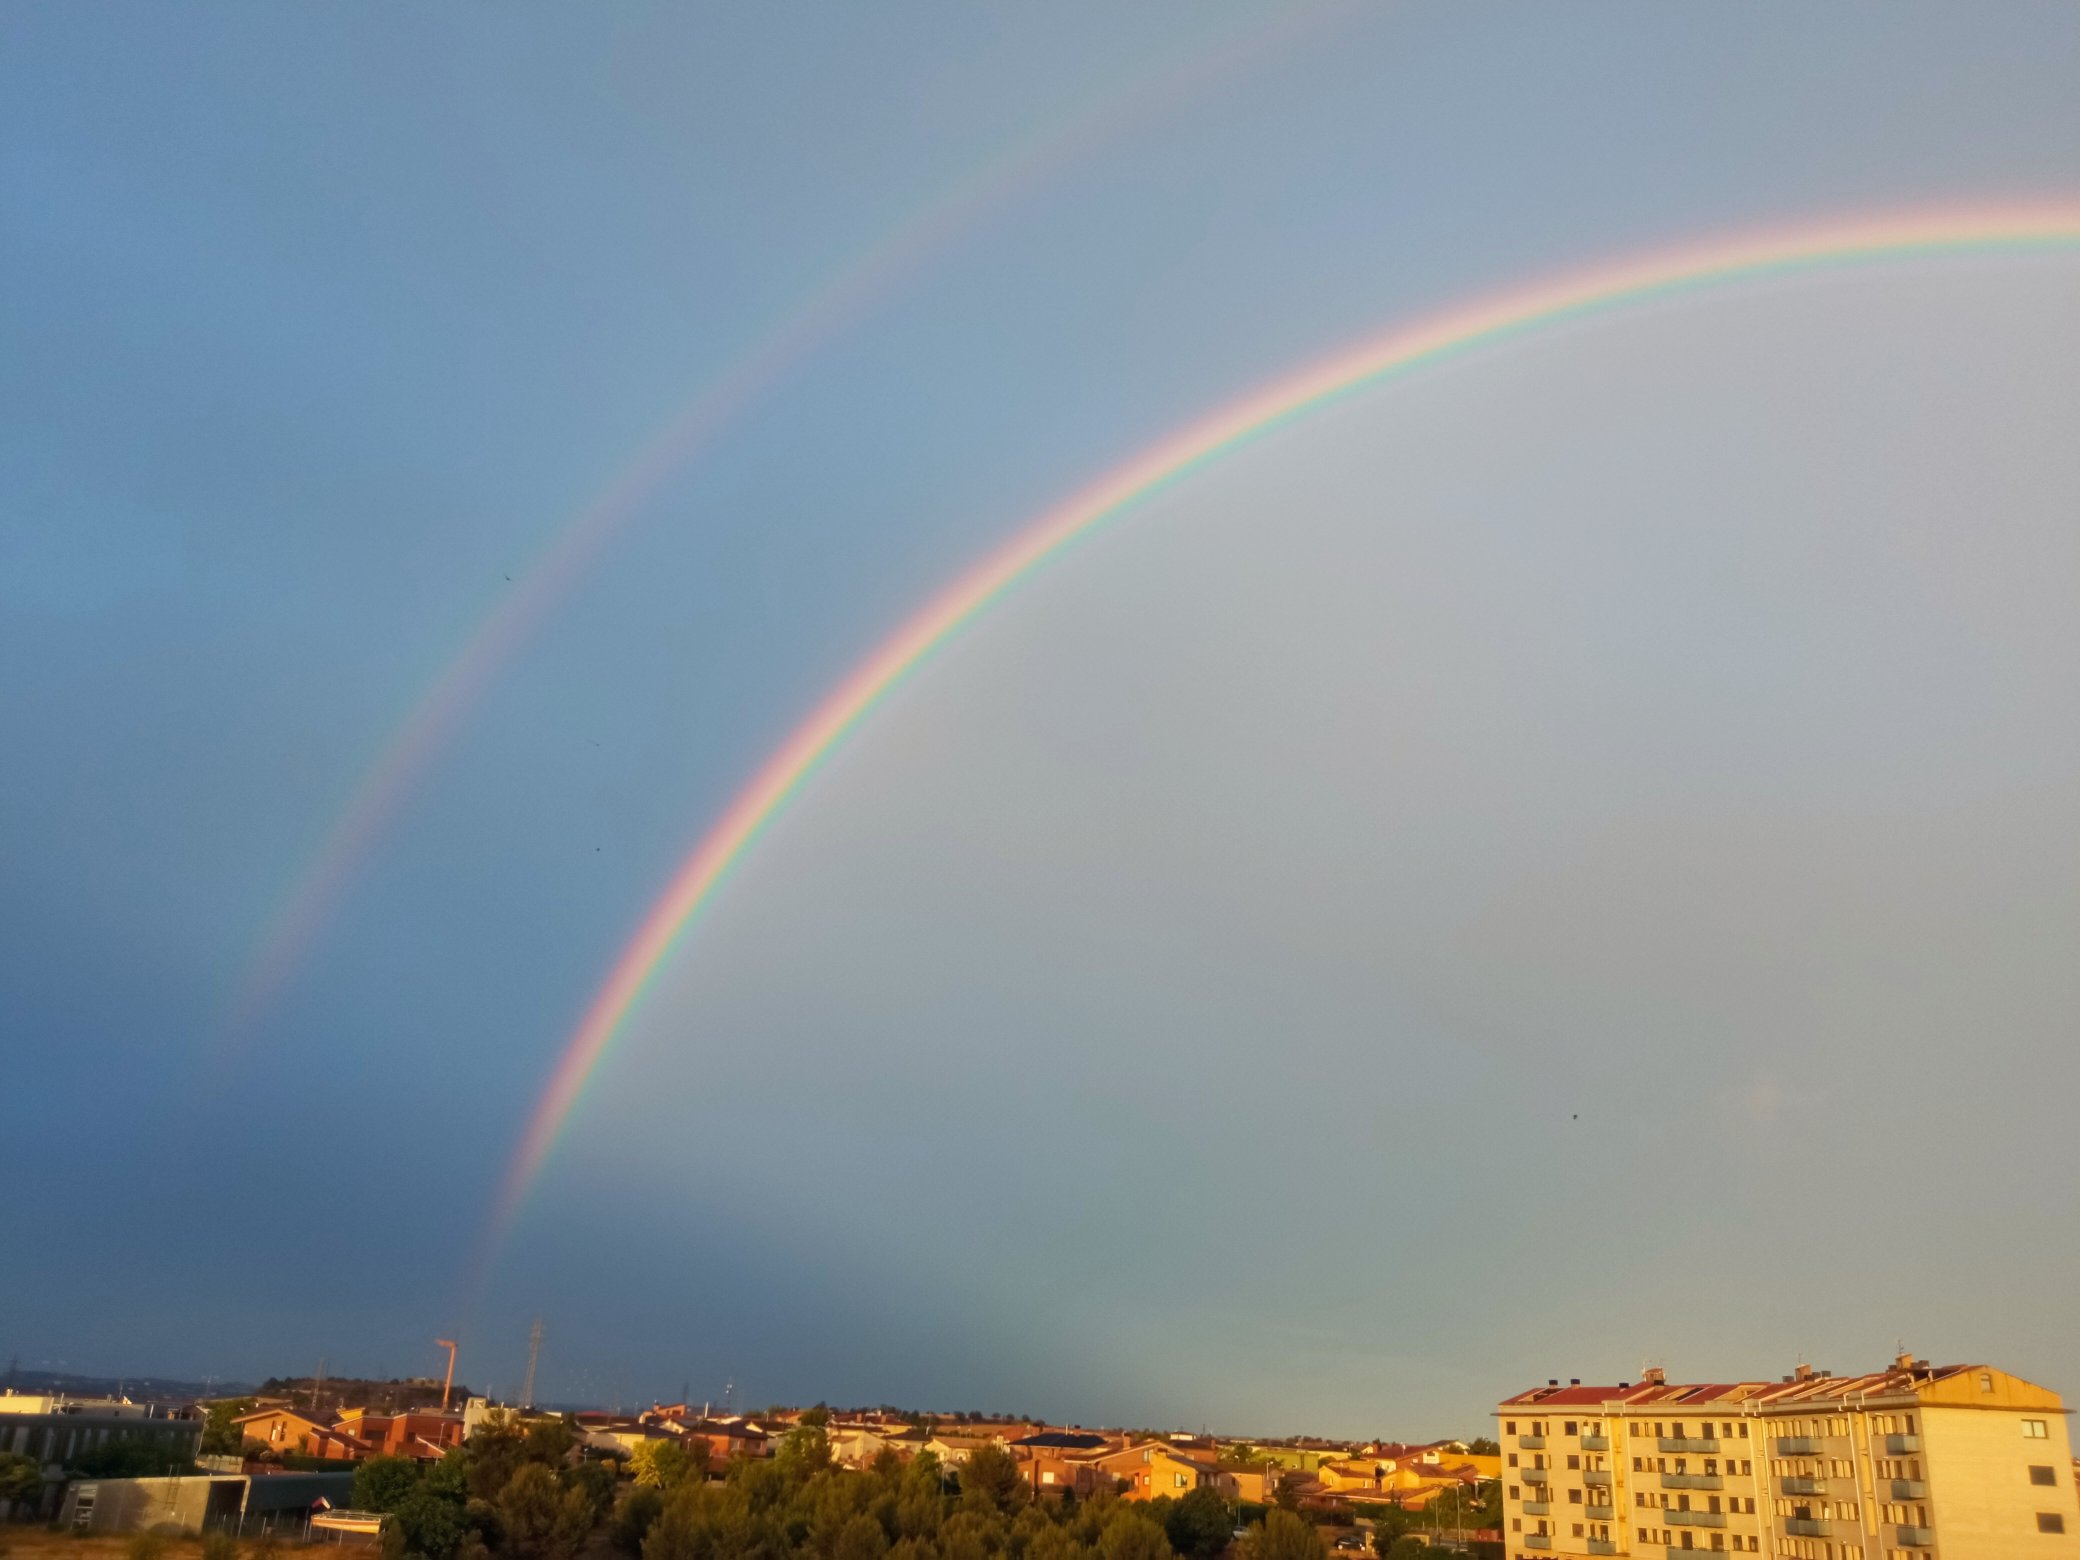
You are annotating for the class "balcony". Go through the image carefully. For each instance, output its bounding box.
[1780,1476,1826,1495]
[1518,1434,1546,1449]
[1774,1436,1822,1456]
[1523,1536,1550,1551]
[1884,1434,1922,1455]
[1583,1469,1612,1487]
[1581,1434,1610,1451]
[1662,1473,1722,1490]
[1585,1504,1615,1522]
[1895,1526,1934,1547]
[1658,1437,1719,1454]
[1890,1479,1927,1500]
[1521,1501,1549,1516]
[1587,1542,1617,1557]
[1667,1510,1727,1528]
[1522,1467,1549,1484]
[1785,1519,1827,1537]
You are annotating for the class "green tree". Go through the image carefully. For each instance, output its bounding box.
[356,1455,424,1514]
[832,1512,889,1560]
[499,1462,595,1560]
[1461,1439,1498,1458]
[70,1439,191,1479]
[563,1460,617,1525]
[0,1451,43,1512]
[632,1440,694,1490]
[614,1488,667,1555]
[1271,1476,1303,1515]
[1097,1509,1171,1560]
[1163,1490,1230,1560]
[959,1445,1026,1515]
[775,1422,832,1481]
[1243,1512,1322,1560]
[201,1399,256,1457]
[389,1488,470,1560]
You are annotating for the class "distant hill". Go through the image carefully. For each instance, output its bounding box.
[1,1369,258,1402]
[258,1375,474,1413]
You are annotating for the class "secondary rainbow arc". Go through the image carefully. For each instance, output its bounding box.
[485,203,2080,1259]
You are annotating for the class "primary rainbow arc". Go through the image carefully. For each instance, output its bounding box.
[486,202,2080,1257]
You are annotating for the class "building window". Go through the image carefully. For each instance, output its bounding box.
[2024,1419,2049,1439]
[2030,1465,2057,1486]
[1565,1422,1578,1435]
[2040,1513,2067,1534]
[1979,1372,1993,1393]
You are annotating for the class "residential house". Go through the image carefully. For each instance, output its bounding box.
[1093,1441,1222,1501]
[1495,1354,2080,1560]
[233,1408,372,1463]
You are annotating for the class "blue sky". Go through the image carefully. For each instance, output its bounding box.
[4,4,2078,1435]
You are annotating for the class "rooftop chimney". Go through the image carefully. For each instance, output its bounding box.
[1794,1362,1815,1382]
[1641,1367,1666,1387]
[1548,1379,1558,1388]
[1895,1350,1914,1372]
[1569,1379,1580,1387]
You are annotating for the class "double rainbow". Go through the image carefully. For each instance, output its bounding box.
[487,203,2080,1254]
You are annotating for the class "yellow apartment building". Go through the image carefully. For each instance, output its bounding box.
[1494,1355,2078,1560]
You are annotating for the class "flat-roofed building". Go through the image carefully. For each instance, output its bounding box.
[1495,1355,2079,1560]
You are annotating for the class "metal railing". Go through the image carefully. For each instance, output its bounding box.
[1773,1436,1822,1456]
[1895,1526,1934,1547]
[1580,1434,1610,1451]
[1661,1473,1721,1490]
[1780,1476,1826,1495]
[1518,1434,1546,1449]
[1884,1434,1922,1455]
[1658,1437,1718,1454]
[1667,1509,1726,1528]
[1889,1478,1927,1499]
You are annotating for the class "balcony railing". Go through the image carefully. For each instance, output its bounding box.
[1895,1526,1934,1547]
[1785,1518,1827,1537]
[1658,1437,1719,1454]
[1890,1479,1927,1500]
[1662,1473,1722,1490]
[1521,1466,1548,1483]
[1521,1501,1549,1516]
[1580,1434,1610,1451]
[1585,1504,1615,1522]
[1774,1436,1822,1456]
[1518,1434,1546,1449]
[1583,1469,1612,1487]
[1780,1476,1826,1495]
[1667,1509,1726,1528]
[1884,1434,1922,1455]
[1523,1536,1550,1551]
[1587,1542,1617,1557]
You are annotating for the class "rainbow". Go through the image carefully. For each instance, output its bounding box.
[224,2,1344,1045]
[485,203,2080,1252]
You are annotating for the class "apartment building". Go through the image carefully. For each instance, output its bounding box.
[1495,1355,2078,1560]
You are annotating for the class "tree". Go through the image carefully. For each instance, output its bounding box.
[1243,1511,1323,1560]
[1096,1509,1171,1560]
[562,1460,617,1525]
[632,1440,695,1490]
[1163,1490,1230,1560]
[70,1439,191,1479]
[387,1488,471,1560]
[201,1399,256,1457]
[1381,1541,1428,1560]
[833,1513,889,1560]
[498,1463,594,1560]
[1461,1439,1498,1458]
[356,1455,424,1514]
[958,1445,1026,1515]
[614,1488,666,1555]
[0,1451,43,1515]
[1272,1475,1304,1515]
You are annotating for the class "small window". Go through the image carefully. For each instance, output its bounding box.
[1565,1421,1578,1435]
[1507,1422,1517,1435]
[2030,1465,2057,1486]
[2040,1513,2067,1534]
[1979,1372,1994,1393]
[2024,1419,2049,1439]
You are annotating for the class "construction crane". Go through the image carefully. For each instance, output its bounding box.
[435,1339,459,1412]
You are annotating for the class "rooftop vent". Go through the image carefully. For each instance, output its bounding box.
[1618,1383,1630,1391]
[1548,1379,1558,1388]
[1569,1379,1580,1387]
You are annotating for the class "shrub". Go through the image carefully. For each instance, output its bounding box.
[202,1532,239,1560]
[127,1532,170,1560]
